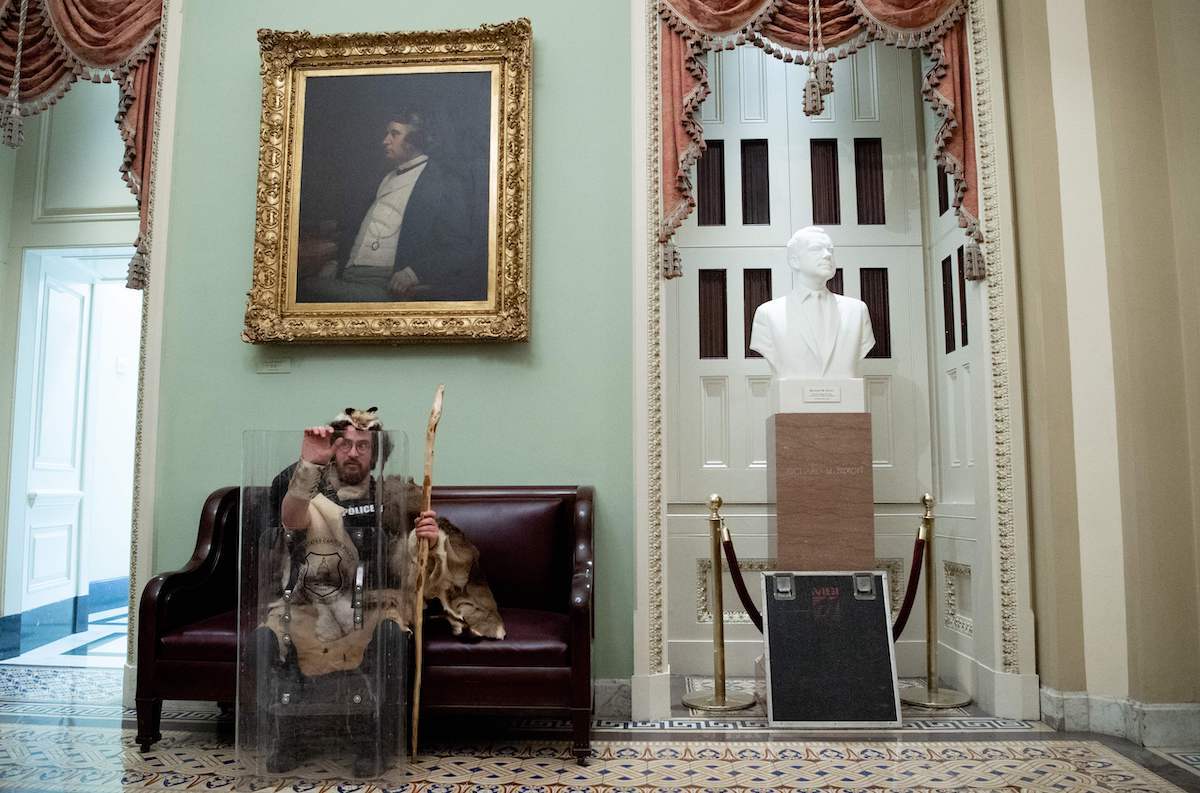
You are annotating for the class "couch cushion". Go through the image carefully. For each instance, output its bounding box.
[423,607,569,667]
[159,610,236,662]
[431,496,570,611]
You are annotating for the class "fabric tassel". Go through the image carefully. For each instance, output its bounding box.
[964,239,986,281]
[661,243,683,280]
[803,76,824,117]
[814,60,834,95]
[4,0,30,149]
[125,236,149,290]
[2,105,23,149]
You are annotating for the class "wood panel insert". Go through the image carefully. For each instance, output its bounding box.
[699,269,728,359]
[697,139,726,226]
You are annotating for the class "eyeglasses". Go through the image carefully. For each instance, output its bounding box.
[333,438,373,454]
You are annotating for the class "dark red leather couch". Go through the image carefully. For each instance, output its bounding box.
[135,485,594,760]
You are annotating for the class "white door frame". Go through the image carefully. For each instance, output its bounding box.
[5,248,138,623]
[123,0,183,702]
[631,0,1038,719]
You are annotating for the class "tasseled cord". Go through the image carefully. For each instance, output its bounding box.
[1,0,30,149]
[802,0,833,117]
[964,237,986,280]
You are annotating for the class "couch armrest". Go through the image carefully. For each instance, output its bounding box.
[137,487,240,670]
[569,487,594,709]
[571,487,594,632]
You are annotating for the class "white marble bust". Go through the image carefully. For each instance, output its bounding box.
[749,226,875,380]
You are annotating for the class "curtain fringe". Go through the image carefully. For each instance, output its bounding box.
[657,0,985,273]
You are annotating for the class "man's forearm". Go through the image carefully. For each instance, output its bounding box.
[280,459,324,529]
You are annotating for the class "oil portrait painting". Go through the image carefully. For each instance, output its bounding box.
[243,21,531,343]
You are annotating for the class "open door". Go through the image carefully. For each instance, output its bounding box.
[4,247,138,654]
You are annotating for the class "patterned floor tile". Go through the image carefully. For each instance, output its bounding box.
[0,665,123,705]
[0,720,1188,792]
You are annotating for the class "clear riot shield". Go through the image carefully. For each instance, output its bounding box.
[237,429,410,780]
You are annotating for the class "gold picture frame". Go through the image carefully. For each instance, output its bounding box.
[242,20,532,343]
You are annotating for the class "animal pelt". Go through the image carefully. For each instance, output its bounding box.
[330,406,381,431]
[261,475,505,675]
[381,476,506,641]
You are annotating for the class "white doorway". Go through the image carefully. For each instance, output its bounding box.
[664,43,986,684]
[3,246,140,667]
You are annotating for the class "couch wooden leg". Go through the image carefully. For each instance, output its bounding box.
[571,708,590,765]
[136,697,163,752]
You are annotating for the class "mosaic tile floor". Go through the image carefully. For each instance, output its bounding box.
[0,724,1189,792]
[0,665,1194,791]
[0,664,123,704]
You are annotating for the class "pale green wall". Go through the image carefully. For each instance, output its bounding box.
[157,1,634,676]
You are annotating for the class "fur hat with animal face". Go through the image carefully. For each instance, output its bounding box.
[330,406,392,467]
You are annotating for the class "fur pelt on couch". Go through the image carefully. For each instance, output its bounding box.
[261,476,504,676]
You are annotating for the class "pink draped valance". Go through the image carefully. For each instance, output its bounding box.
[659,0,983,275]
[0,0,161,288]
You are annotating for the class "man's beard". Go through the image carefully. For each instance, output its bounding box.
[335,459,368,485]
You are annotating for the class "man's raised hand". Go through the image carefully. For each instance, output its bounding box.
[300,425,336,466]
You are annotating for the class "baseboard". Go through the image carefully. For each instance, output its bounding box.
[594,678,631,719]
[124,662,137,708]
[1041,687,1200,747]
[935,643,1040,719]
[631,671,672,720]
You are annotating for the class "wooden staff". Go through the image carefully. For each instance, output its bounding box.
[410,384,444,756]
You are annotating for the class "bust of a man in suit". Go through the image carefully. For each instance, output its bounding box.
[749,226,875,379]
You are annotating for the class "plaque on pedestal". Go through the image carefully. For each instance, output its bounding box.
[771,378,865,414]
[767,413,874,571]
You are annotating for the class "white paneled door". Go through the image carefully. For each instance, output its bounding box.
[5,254,94,615]
[665,44,935,675]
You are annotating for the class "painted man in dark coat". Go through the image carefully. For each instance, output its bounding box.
[297,110,487,303]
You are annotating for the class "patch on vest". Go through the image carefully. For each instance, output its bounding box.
[344,504,375,516]
[301,551,344,599]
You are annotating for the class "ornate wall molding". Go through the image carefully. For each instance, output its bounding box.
[943,560,974,637]
[125,0,170,664]
[644,0,667,674]
[876,558,904,619]
[967,0,1020,673]
[696,557,770,624]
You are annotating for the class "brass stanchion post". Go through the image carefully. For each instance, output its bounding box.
[900,494,971,708]
[681,494,755,712]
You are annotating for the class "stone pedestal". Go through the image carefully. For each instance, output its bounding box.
[767,412,875,571]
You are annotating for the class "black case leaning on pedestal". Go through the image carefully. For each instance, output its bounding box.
[761,570,900,728]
